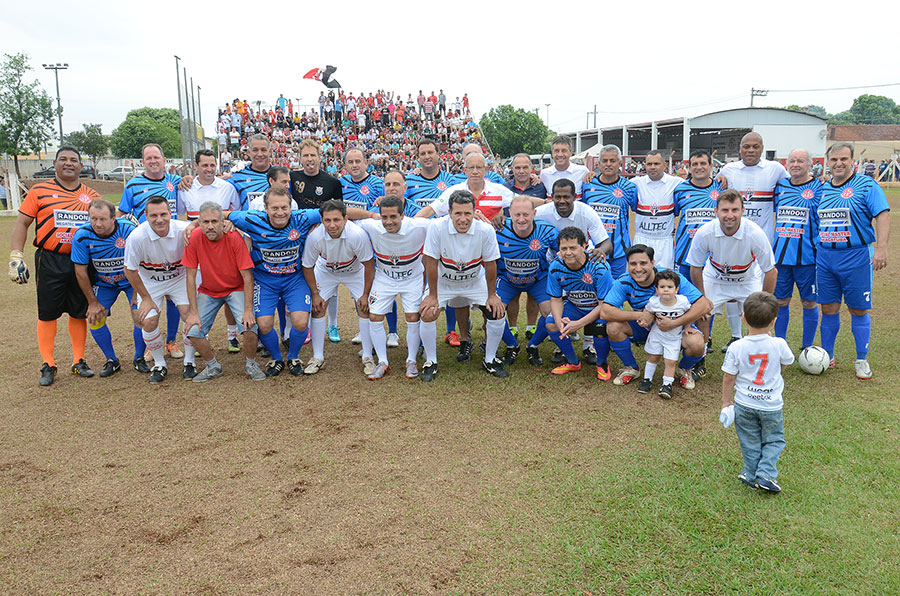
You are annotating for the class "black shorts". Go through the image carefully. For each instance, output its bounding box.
[35,249,88,321]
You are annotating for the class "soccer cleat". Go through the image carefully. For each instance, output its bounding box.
[525,325,536,340]
[457,340,475,362]
[99,359,121,378]
[658,383,674,399]
[444,330,460,346]
[637,378,653,393]
[828,358,836,369]
[503,345,520,365]
[706,338,713,353]
[351,332,362,345]
[303,334,310,345]
[754,476,782,493]
[678,368,695,390]
[386,332,400,348]
[245,359,267,381]
[526,346,543,366]
[362,357,376,376]
[738,472,757,488]
[551,362,581,375]
[479,340,486,353]
[550,348,566,364]
[421,361,438,382]
[571,332,581,342]
[288,358,305,376]
[327,324,341,343]
[367,362,390,380]
[227,337,241,353]
[39,363,57,387]
[182,363,197,380]
[303,357,325,375]
[855,359,872,380]
[192,364,223,383]
[405,360,418,379]
[596,361,611,381]
[582,346,597,365]
[166,342,184,359]
[148,365,167,383]
[613,366,640,386]
[483,358,509,378]
[71,359,95,378]
[721,336,740,353]
[692,358,707,380]
[265,360,285,377]
[133,357,151,374]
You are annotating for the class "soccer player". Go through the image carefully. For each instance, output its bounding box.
[226,186,322,377]
[673,149,722,279]
[539,135,590,198]
[600,245,710,388]
[182,201,265,382]
[123,196,193,383]
[10,146,99,385]
[301,200,375,375]
[340,148,384,210]
[631,150,682,270]
[450,143,505,185]
[421,190,507,377]
[228,134,272,208]
[772,148,822,350]
[816,142,890,379]
[581,144,637,278]
[72,199,142,377]
[639,269,694,399]
[290,139,343,210]
[117,143,185,360]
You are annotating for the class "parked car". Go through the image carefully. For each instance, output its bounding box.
[33,164,96,179]
[99,166,137,181]
[32,167,56,179]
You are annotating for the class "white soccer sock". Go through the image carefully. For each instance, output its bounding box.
[644,361,657,380]
[583,334,594,348]
[369,320,389,364]
[358,317,373,359]
[183,336,195,365]
[484,318,505,363]
[310,315,326,360]
[327,297,339,327]
[420,320,438,363]
[406,321,420,363]
[227,324,239,340]
[662,375,674,385]
[143,328,166,368]
[727,302,743,338]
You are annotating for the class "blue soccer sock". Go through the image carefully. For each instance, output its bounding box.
[386,301,399,334]
[851,313,871,360]
[502,319,519,347]
[774,304,790,340]
[277,299,287,338]
[445,307,457,335]
[132,326,146,361]
[593,335,611,363]
[165,299,180,343]
[549,330,579,364]
[528,316,549,347]
[820,313,840,359]
[288,326,309,360]
[801,306,819,349]
[89,322,117,360]
[610,339,638,369]
[679,353,702,370]
[259,329,283,360]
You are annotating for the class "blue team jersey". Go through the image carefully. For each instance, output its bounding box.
[673,179,722,265]
[341,174,384,209]
[228,166,270,209]
[496,219,559,286]
[604,267,703,311]
[70,218,137,289]
[228,209,321,277]
[368,199,421,218]
[546,256,613,310]
[119,174,182,221]
[773,177,822,266]
[817,173,890,250]
[581,176,637,259]
[451,171,505,185]
[404,170,456,208]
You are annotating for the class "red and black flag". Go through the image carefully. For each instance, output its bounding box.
[302,65,342,89]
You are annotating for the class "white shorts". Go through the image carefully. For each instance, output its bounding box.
[368,278,423,315]
[704,278,762,315]
[644,328,683,360]
[633,235,674,270]
[137,273,189,315]
[437,280,487,309]
[315,266,365,302]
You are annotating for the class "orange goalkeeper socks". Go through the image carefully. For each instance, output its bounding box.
[37,319,58,366]
[68,317,87,364]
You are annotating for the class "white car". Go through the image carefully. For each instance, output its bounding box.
[100,166,140,181]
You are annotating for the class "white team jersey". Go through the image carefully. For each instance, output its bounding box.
[539,163,590,198]
[124,219,191,284]
[722,334,794,411]
[534,201,609,246]
[431,180,513,219]
[248,196,298,211]
[718,159,788,243]
[357,216,431,283]
[646,294,692,341]
[301,220,373,275]
[424,216,500,289]
[177,177,241,220]
[686,219,774,284]
[632,174,682,239]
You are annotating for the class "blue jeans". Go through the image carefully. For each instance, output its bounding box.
[734,404,785,480]
[185,291,256,338]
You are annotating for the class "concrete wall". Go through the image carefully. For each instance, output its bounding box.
[751,124,827,159]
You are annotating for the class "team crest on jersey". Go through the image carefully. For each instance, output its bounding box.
[142,188,149,194]
[245,177,252,182]
[582,273,593,284]
[529,239,542,251]
[390,254,399,265]
[437,182,447,191]
[315,186,324,196]
[802,189,815,200]
[166,182,175,192]
[710,190,719,200]
[78,193,91,204]
[841,187,854,199]
[649,205,659,215]
[115,238,126,249]
[361,185,370,195]
[613,188,624,198]
[288,229,300,240]
[742,188,753,200]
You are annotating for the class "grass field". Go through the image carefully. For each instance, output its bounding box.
[1,192,898,594]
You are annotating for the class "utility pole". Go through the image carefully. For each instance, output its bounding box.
[545,103,551,126]
[42,63,68,142]
[586,104,598,129]
[175,56,187,164]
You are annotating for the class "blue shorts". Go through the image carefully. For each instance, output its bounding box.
[253,272,311,317]
[816,245,873,310]
[608,256,627,279]
[774,264,817,301]
[546,303,606,335]
[628,320,650,344]
[497,275,549,305]
[93,285,135,312]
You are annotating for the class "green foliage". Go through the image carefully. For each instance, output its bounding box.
[65,123,109,166]
[110,107,181,158]
[784,104,830,118]
[830,94,900,125]
[0,53,55,176]
[479,105,554,158]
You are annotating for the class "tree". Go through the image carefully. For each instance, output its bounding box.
[110,107,181,158]
[784,104,830,118]
[479,105,554,158]
[66,123,109,166]
[831,94,900,125]
[0,53,55,177]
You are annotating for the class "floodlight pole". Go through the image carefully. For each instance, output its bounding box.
[42,63,68,141]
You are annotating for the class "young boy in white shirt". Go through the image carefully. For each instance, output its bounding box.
[720,291,795,493]
[639,269,693,399]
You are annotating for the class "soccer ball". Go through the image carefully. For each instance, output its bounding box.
[798,346,830,375]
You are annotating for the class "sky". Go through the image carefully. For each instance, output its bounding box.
[3,0,899,143]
